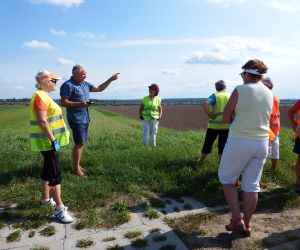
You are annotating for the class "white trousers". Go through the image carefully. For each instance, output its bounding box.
[142,119,159,147]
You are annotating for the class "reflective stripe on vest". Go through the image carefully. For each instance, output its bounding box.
[29,90,69,151]
[207,92,230,129]
[142,96,160,120]
[270,95,280,133]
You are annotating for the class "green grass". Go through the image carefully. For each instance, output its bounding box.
[30,246,49,250]
[7,229,21,242]
[124,230,143,239]
[76,238,94,248]
[0,105,299,229]
[40,225,56,237]
[143,208,159,219]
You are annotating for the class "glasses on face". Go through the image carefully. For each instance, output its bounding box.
[149,88,155,91]
[49,79,58,84]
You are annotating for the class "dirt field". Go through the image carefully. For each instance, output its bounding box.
[99,105,291,131]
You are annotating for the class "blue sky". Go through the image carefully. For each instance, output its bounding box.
[1,0,300,99]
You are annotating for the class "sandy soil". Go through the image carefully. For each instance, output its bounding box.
[99,105,291,131]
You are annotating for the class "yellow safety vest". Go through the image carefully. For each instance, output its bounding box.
[141,96,161,120]
[29,90,69,151]
[207,92,230,129]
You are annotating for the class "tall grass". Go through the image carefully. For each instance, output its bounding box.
[0,105,298,228]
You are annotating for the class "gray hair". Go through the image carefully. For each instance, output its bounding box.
[72,64,86,75]
[35,70,49,89]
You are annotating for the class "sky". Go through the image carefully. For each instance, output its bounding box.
[0,0,300,100]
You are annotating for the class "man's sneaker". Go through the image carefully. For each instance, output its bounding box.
[41,198,56,208]
[55,207,74,223]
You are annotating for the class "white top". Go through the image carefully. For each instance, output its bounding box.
[229,82,273,140]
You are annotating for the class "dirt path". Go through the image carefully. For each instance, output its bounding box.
[99,105,291,131]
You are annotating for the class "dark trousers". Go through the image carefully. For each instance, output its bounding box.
[202,128,229,155]
[40,150,62,186]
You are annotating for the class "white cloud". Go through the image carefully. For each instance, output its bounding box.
[28,0,84,8]
[50,28,66,36]
[261,0,300,11]
[161,68,182,75]
[21,40,53,49]
[57,57,74,65]
[184,36,276,65]
[77,31,105,40]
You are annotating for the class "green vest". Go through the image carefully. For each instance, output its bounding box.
[207,92,230,129]
[141,96,161,120]
[29,90,70,152]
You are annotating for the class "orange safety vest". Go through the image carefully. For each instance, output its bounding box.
[294,109,300,138]
[270,95,280,134]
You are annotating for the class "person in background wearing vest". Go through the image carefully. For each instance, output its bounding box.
[262,77,280,170]
[198,80,230,163]
[30,71,73,223]
[60,65,119,177]
[139,84,162,147]
[218,59,273,237]
[288,99,300,193]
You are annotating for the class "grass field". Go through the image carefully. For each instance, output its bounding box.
[0,104,299,229]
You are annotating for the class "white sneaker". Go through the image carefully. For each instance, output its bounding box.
[41,198,56,208]
[55,207,74,223]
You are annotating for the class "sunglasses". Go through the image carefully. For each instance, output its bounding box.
[49,79,58,84]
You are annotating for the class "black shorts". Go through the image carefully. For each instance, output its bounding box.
[202,128,229,155]
[40,150,62,186]
[293,137,300,155]
[69,123,89,145]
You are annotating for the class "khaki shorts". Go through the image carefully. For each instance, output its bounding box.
[218,136,268,192]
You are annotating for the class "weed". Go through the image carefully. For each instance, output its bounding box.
[149,197,165,208]
[106,245,124,250]
[131,238,148,248]
[30,246,49,250]
[183,203,193,210]
[7,229,21,242]
[0,220,5,229]
[74,220,86,230]
[28,230,35,238]
[153,235,167,242]
[40,225,56,237]
[143,208,159,219]
[103,236,116,242]
[173,207,180,212]
[124,230,142,239]
[149,227,161,233]
[160,245,176,250]
[76,238,94,248]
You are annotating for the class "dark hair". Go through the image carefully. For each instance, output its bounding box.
[148,83,160,96]
[242,59,268,75]
[215,80,226,91]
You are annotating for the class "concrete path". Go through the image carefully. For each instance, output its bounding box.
[1,196,296,250]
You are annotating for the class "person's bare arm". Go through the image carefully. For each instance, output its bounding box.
[223,89,238,123]
[91,73,120,92]
[60,96,89,108]
[202,100,216,119]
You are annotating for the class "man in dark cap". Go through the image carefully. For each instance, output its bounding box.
[198,80,230,163]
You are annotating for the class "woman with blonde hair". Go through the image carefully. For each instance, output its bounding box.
[29,70,73,223]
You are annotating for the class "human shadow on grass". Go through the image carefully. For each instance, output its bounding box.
[172,228,249,249]
[0,164,41,185]
[262,227,300,249]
